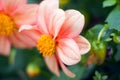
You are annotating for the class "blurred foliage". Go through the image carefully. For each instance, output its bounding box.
[0,0,120,80]
[103,0,117,8]
[106,5,120,30]
[93,71,108,80]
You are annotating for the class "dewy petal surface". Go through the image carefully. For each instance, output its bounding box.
[58,10,85,38]
[74,35,91,55]
[0,36,11,56]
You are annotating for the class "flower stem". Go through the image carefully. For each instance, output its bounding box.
[97,24,108,42]
[9,49,16,65]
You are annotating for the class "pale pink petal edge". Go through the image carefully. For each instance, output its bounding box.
[74,35,91,55]
[44,55,60,77]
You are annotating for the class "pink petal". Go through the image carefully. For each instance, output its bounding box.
[74,36,91,55]
[19,25,37,32]
[44,55,60,77]
[20,28,41,43]
[58,38,81,59]
[14,32,36,47]
[58,10,85,38]
[19,25,41,42]
[1,0,27,14]
[9,34,26,48]
[0,1,3,10]
[9,32,35,48]
[0,7,2,11]
[0,36,11,56]
[13,4,38,25]
[48,9,65,38]
[37,0,59,34]
[56,38,81,65]
[58,59,76,78]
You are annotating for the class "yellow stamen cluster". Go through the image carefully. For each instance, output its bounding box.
[0,13,17,36]
[37,35,56,56]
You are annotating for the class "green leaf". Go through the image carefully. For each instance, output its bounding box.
[95,71,101,79]
[103,0,117,8]
[51,65,86,80]
[85,24,103,43]
[106,6,120,30]
[102,76,108,80]
[93,71,108,80]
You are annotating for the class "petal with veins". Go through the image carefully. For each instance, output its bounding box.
[37,0,59,34]
[59,10,85,38]
[1,0,27,14]
[44,55,60,77]
[9,32,35,48]
[13,4,38,25]
[13,32,36,48]
[48,9,65,38]
[57,42,81,66]
[58,38,81,59]
[58,59,76,78]
[74,36,91,55]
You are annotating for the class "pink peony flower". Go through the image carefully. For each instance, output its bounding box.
[20,0,91,78]
[0,0,38,55]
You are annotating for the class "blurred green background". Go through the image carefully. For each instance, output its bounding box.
[0,0,120,80]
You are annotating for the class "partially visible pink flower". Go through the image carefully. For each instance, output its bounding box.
[0,0,38,55]
[20,0,91,78]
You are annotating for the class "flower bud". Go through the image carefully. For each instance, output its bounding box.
[26,63,40,78]
[86,41,106,66]
[60,0,69,6]
[113,34,120,44]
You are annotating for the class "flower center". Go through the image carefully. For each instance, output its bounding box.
[0,13,17,36]
[37,35,56,56]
